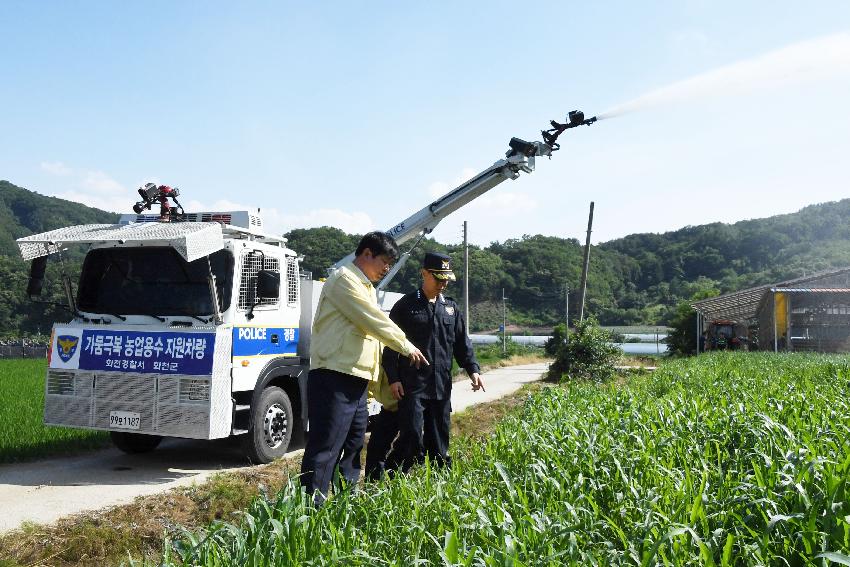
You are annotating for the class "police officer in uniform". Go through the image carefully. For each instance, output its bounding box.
[384,252,484,470]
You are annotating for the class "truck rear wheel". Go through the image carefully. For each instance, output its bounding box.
[241,386,293,464]
[110,431,163,454]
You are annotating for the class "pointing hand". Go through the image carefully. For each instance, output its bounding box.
[408,348,429,369]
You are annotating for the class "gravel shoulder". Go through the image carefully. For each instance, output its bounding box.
[0,362,548,534]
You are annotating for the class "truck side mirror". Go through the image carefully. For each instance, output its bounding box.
[256,269,280,299]
[27,256,48,297]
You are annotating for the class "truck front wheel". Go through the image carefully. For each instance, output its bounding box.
[110,431,163,454]
[241,386,294,464]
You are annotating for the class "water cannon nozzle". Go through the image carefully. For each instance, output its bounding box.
[506,137,538,158]
[130,183,185,221]
[540,107,597,152]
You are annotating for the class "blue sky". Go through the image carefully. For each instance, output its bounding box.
[1,2,849,245]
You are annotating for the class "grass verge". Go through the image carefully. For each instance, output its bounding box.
[0,359,110,463]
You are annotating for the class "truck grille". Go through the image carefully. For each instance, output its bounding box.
[46,370,75,395]
[44,372,212,437]
[45,371,94,427]
[93,373,156,431]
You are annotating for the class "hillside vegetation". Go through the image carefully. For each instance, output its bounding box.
[2,179,850,335]
[287,200,850,330]
[0,180,117,336]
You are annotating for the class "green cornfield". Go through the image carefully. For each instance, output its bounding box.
[156,353,850,566]
[0,358,108,463]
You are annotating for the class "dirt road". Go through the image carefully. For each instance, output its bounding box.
[0,362,548,533]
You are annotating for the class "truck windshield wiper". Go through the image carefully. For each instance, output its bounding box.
[101,312,127,322]
[167,309,213,324]
[137,313,167,323]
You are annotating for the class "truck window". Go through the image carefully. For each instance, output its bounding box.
[286,256,299,306]
[77,247,234,316]
[237,251,281,311]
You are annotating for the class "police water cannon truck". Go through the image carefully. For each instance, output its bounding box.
[17,111,596,463]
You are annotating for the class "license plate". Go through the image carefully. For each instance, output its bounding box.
[109,410,141,430]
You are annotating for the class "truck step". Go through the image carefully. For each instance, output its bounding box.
[234,404,250,412]
[231,428,249,435]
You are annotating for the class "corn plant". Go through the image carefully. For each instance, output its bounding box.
[156,353,850,566]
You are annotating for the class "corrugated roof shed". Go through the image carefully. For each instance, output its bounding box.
[691,267,850,321]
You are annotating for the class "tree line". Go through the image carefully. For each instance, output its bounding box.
[4,179,850,336]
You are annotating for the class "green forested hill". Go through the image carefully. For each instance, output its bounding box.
[597,200,850,324]
[1,178,849,335]
[0,180,118,335]
[289,200,850,330]
[0,180,118,255]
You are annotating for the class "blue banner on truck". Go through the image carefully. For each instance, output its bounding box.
[50,329,216,375]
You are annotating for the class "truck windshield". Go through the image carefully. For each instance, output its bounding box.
[77,247,233,317]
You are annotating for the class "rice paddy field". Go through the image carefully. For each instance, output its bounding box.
[0,359,108,463]
[154,353,850,566]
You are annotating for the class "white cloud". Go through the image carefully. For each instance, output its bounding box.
[419,167,540,245]
[280,208,375,234]
[184,198,376,235]
[40,161,73,176]
[423,167,538,215]
[81,170,125,194]
[473,191,538,213]
[38,165,130,213]
[426,167,478,199]
[599,32,850,119]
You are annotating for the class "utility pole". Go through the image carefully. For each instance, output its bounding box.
[463,221,470,336]
[564,284,570,328]
[502,288,507,355]
[578,201,595,321]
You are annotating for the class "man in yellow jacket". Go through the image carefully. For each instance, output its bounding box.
[300,231,427,504]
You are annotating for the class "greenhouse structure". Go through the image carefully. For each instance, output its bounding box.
[691,267,850,353]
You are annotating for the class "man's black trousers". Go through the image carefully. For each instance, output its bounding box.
[300,368,368,501]
[365,407,403,481]
[398,395,452,470]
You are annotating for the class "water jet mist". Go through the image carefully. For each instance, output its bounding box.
[596,32,850,121]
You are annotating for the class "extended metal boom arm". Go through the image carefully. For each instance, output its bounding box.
[332,110,596,290]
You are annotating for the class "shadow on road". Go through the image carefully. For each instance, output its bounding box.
[0,436,306,488]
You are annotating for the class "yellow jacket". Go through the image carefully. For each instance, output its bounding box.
[310,261,415,382]
[368,367,399,411]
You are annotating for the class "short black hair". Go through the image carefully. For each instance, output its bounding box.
[355,231,400,261]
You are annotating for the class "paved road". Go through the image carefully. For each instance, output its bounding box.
[0,362,548,533]
[451,362,548,412]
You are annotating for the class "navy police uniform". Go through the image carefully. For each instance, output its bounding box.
[384,253,479,469]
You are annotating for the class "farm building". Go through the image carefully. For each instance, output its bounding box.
[691,267,850,353]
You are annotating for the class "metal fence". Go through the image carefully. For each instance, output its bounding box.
[0,343,48,359]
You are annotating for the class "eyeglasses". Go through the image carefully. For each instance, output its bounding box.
[376,254,394,270]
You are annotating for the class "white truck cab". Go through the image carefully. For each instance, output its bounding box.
[19,212,311,462]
